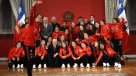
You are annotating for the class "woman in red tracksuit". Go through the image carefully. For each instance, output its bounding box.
[80,42,92,67]
[23,1,42,76]
[59,41,72,68]
[70,41,88,68]
[95,22,101,39]
[52,27,64,40]
[34,40,47,69]
[93,39,121,68]
[69,22,79,41]
[111,18,126,60]
[100,20,111,40]
[64,29,73,45]
[8,42,25,69]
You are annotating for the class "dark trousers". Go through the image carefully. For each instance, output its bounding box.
[35,55,47,68]
[8,57,24,69]
[113,39,123,57]
[73,55,88,67]
[47,54,61,67]
[24,45,35,76]
[61,57,72,66]
[101,52,111,63]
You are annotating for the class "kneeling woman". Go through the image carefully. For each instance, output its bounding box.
[8,41,25,69]
[33,40,47,68]
[71,41,88,68]
[93,40,121,68]
[59,41,72,68]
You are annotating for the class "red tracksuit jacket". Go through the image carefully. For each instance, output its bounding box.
[19,28,25,42]
[72,46,84,57]
[111,19,126,39]
[8,47,24,60]
[100,23,111,39]
[59,47,72,58]
[81,46,92,56]
[52,31,64,39]
[35,46,47,57]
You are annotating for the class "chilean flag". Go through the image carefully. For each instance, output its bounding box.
[14,0,25,44]
[117,0,129,53]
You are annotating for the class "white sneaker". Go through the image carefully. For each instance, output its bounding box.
[103,63,106,67]
[106,63,110,67]
[86,63,90,68]
[20,64,24,68]
[12,65,15,69]
[38,64,42,69]
[44,64,47,68]
[61,64,65,68]
[118,64,122,68]
[73,63,78,68]
[33,64,36,69]
[114,62,118,67]
[80,63,84,68]
[67,64,70,68]
[17,64,20,68]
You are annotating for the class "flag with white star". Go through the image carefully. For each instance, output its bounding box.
[18,0,25,25]
[117,0,129,53]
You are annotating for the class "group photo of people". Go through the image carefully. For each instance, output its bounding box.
[7,1,127,72]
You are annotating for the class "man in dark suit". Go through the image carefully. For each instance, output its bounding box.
[88,15,96,25]
[51,16,60,31]
[40,17,53,42]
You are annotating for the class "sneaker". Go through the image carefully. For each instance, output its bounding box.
[44,64,47,68]
[118,63,122,68]
[12,65,15,69]
[114,62,118,67]
[61,64,65,68]
[38,64,42,69]
[106,63,110,67]
[86,63,90,68]
[67,64,70,68]
[73,63,78,68]
[103,63,106,67]
[20,64,24,68]
[17,64,20,68]
[33,64,36,69]
[80,63,84,68]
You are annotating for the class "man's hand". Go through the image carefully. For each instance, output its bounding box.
[53,53,58,58]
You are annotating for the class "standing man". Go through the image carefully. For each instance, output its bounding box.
[40,17,53,42]
[51,16,60,31]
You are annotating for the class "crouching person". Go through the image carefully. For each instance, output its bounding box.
[93,39,121,68]
[71,41,88,68]
[59,41,72,68]
[33,40,47,69]
[8,42,25,69]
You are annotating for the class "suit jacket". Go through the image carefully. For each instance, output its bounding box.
[40,23,53,38]
[47,44,60,56]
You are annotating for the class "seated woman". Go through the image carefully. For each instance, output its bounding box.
[70,41,88,68]
[33,40,47,69]
[93,39,121,68]
[80,42,93,67]
[8,41,25,69]
[59,41,72,68]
